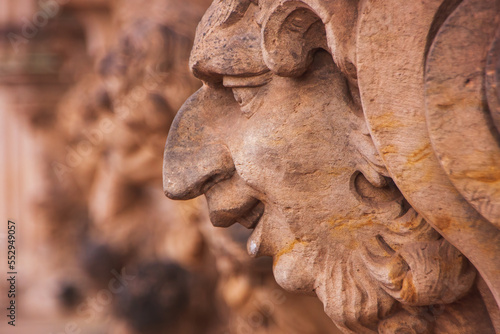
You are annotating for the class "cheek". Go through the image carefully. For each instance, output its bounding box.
[229,118,292,192]
[231,125,367,246]
[230,114,354,202]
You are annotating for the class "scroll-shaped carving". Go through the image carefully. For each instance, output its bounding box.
[425,0,500,228]
[163,0,500,332]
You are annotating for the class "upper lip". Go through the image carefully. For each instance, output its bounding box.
[208,195,265,229]
[205,178,265,229]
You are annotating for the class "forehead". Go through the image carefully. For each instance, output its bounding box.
[189,0,269,82]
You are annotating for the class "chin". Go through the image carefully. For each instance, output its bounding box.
[272,247,316,296]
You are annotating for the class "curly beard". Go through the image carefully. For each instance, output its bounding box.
[314,208,477,334]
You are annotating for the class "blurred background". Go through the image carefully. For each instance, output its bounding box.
[0,1,341,333]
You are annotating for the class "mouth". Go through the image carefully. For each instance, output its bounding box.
[204,176,270,258]
[210,199,265,229]
[205,182,265,229]
[236,200,265,229]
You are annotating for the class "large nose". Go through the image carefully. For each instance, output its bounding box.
[163,86,236,200]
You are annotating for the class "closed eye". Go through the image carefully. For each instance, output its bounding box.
[223,72,272,118]
[231,87,261,115]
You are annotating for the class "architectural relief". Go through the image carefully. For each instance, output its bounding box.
[163,0,500,333]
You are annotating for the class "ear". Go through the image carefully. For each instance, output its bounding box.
[349,118,401,207]
[261,0,359,79]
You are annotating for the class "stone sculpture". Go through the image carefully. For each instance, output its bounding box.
[163,0,500,332]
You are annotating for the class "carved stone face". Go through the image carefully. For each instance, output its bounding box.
[163,1,486,332]
[163,2,403,297]
[203,52,379,293]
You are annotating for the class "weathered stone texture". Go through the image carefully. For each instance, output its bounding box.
[163,0,500,333]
